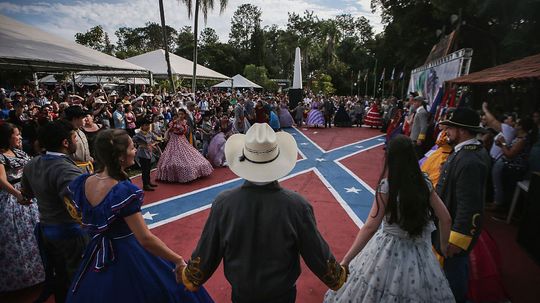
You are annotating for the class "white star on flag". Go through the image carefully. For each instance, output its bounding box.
[316,158,326,162]
[300,143,308,146]
[354,145,364,149]
[345,187,362,194]
[143,211,158,220]
[377,138,385,141]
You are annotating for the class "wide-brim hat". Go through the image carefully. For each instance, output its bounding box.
[439,107,486,133]
[225,123,298,182]
[94,96,107,104]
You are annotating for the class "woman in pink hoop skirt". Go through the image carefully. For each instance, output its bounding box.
[156,109,213,182]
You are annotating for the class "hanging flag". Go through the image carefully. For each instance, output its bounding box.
[399,71,404,80]
[380,68,385,81]
[390,67,395,80]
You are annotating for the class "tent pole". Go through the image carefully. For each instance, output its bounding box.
[71,73,76,94]
[33,73,39,91]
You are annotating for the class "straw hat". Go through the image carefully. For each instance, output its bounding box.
[225,123,297,182]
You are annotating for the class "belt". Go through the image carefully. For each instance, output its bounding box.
[71,232,133,292]
[8,177,21,185]
[75,161,94,173]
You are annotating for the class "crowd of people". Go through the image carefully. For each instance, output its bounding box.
[0,83,539,303]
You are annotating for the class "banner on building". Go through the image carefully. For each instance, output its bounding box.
[408,48,473,107]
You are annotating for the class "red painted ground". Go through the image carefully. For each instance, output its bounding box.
[132,167,238,206]
[152,171,359,303]
[339,145,386,189]
[298,126,381,151]
[6,127,540,303]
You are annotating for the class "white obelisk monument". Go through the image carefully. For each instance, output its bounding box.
[288,47,303,109]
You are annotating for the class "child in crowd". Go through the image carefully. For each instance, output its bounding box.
[200,113,214,158]
[132,119,159,191]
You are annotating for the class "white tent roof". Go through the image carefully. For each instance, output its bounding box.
[39,74,149,85]
[124,49,229,80]
[212,74,263,89]
[0,15,147,72]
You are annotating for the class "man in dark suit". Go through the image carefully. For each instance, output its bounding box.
[434,107,491,303]
[323,97,336,128]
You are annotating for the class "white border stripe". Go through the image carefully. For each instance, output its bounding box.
[292,127,326,153]
[326,134,385,154]
[312,169,364,228]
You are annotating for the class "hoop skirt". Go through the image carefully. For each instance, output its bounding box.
[207,132,227,167]
[157,132,213,183]
[333,104,351,127]
[65,175,214,303]
[278,104,294,128]
[364,105,382,128]
[324,217,454,302]
[0,149,45,291]
[306,101,325,127]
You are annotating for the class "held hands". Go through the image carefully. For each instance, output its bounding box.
[446,243,463,258]
[173,257,187,284]
[15,191,32,206]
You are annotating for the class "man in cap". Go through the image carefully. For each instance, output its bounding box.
[181,123,347,303]
[433,107,491,303]
[63,106,94,173]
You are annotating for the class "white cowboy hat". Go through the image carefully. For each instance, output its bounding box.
[225,123,297,182]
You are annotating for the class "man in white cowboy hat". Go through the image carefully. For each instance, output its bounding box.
[181,123,347,303]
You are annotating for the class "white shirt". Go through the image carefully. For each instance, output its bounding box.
[489,123,516,159]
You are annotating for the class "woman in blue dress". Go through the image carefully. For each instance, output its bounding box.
[66,129,213,303]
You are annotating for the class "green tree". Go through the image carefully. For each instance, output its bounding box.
[310,72,336,95]
[243,64,277,91]
[175,26,194,59]
[75,25,114,55]
[114,23,177,59]
[179,0,229,91]
[229,4,262,50]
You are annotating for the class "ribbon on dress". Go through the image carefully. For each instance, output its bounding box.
[71,232,132,292]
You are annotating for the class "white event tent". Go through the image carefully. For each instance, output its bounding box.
[0,14,146,72]
[124,49,229,81]
[212,74,263,89]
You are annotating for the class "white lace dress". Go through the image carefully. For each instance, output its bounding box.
[324,179,455,303]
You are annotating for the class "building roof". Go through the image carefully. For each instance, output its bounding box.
[448,53,540,85]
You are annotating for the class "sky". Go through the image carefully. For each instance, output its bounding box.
[0,0,384,44]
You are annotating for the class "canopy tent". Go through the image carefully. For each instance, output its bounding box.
[124,49,229,81]
[0,14,147,72]
[39,74,149,85]
[447,53,540,85]
[212,74,262,89]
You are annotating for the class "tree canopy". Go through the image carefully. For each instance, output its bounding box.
[74,1,540,95]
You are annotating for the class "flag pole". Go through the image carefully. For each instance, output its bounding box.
[401,72,406,99]
[372,58,377,97]
[364,74,368,97]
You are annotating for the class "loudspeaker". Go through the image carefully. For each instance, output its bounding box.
[288,89,303,110]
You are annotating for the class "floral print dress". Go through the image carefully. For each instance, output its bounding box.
[0,149,45,291]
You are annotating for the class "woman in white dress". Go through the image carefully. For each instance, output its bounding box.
[325,135,455,303]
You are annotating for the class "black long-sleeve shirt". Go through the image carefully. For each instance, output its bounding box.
[183,181,345,302]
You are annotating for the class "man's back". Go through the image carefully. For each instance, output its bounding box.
[186,181,343,302]
[22,154,82,224]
